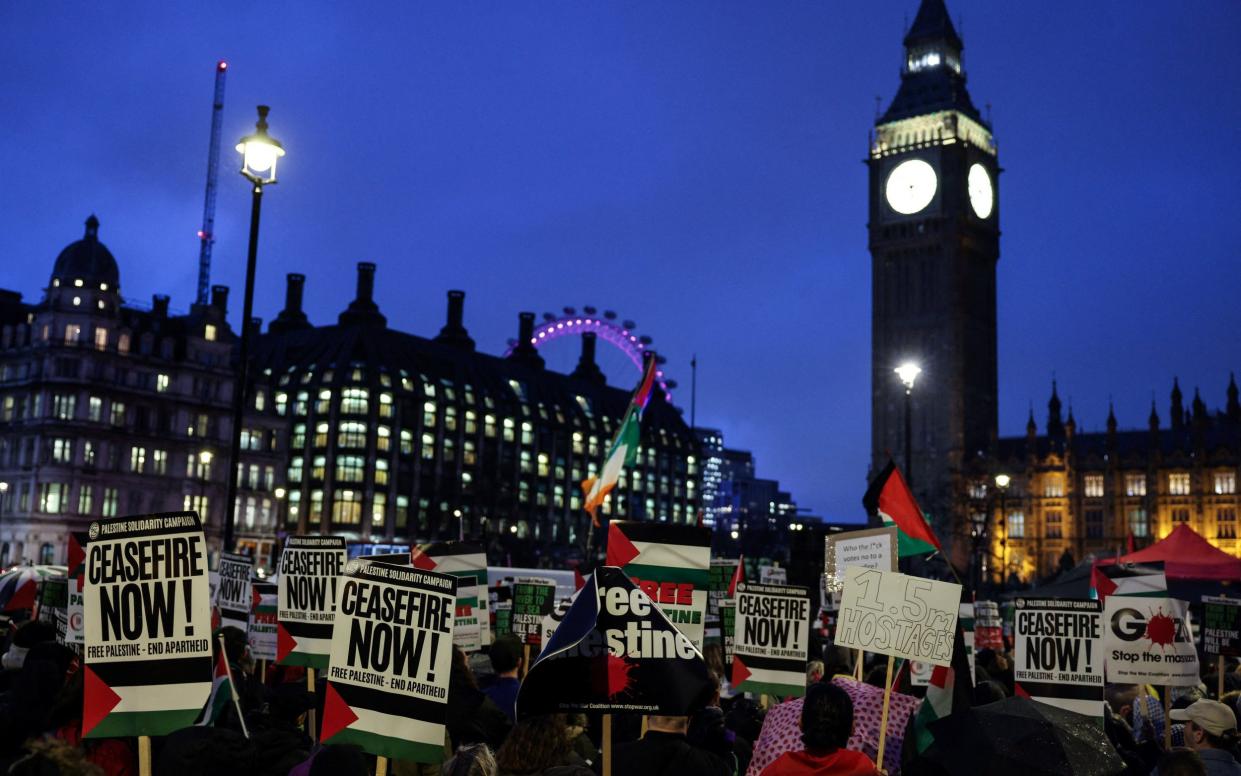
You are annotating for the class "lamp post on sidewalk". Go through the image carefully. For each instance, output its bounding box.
[994,473,1011,590]
[223,106,284,553]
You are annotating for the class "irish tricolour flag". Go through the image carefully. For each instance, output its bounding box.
[863,459,942,557]
[582,353,658,526]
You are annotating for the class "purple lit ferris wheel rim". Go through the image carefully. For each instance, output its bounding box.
[502,313,674,403]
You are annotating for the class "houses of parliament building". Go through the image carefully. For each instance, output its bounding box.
[868,0,1239,581]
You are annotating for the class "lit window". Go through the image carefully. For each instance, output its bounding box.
[152,449,167,475]
[464,411,477,434]
[94,328,108,350]
[445,407,457,432]
[376,426,391,452]
[276,392,289,416]
[78,485,94,515]
[309,490,324,523]
[399,429,413,455]
[102,488,119,517]
[254,389,266,412]
[336,455,365,483]
[291,423,306,448]
[117,333,130,354]
[39,483,69,514]
[204,324,217,342]
[1214,472,1236,495]
[314,422,330,447]
[372,493,387,528]
[421,433,435,459]
[520,450,533,473]
[53,393,77,420]
[1125,474,1147,497]
[484,414,497,438]
[311,456,327,480]
[1006,511,1025,538]
[332,490,362,525]
[509,379,527,401]
[337,422,368,448]
[288,457,304,483]
[1218,508,1237,540]
[423,401,437,428]
[156,373,170,393]
[51,438,73,464]
[375,458,389,486]
[129,447,146,473]
[1084,474,1104,498]
[521,422,534,446]
[1044,511,1063,539]
[537,452,550,477]
[464,439,477,465]
[502,417,515,443]
[378,392,393,418]
[341,388,368,415]
[64,324,81,344]
[294,391,309,416]
[1042,476,1064,498]
[316,389,333,414]
[1169,473,1191,496]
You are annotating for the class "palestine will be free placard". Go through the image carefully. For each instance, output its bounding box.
[83,512,212,738]
[322,560,457,763]
[278,535,347,668]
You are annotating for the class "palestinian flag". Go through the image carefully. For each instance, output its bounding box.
[606,521,711,649]
[197,649,235,726]
[582,353,658,526]
[912,610,975,753]
[84,660,213,738]
[412,541,490,650]
[863,459,941,557]
[1090,560,1166,603]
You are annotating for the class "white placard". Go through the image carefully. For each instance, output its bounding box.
[834,567,961,667]
[1013,598,1104,717]
[1102,596,1199,686]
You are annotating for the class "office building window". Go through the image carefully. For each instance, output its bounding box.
[53,393,76,420]
[1125,474,1147,497]
[88,396,103,422]
[332,490,362,524]
[1084,475,1104,498]
[129,446,146,473]
[152,449,167,475]
[78,485,93,515]
[1214,472,1237,495]
[39,482,69,513]
[374,459,389,486]
[399,429,413,455]
[336,456,365,483]
[51,438,73,464]
[376,426,390,452]
[1043,476,1064,498]
[110,401,126,426]
[371,493,386,528]
[338,422,367,448]
[341,388,368,415]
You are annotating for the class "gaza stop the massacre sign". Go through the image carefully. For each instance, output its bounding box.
[834,566,961,666]
[516,566,713,718]
[278,535,348,668]
[1102,596,1199,685]
[83,512,212,737]
[322,559,457,763]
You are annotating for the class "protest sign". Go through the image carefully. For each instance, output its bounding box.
[731,582,811,698]
[412,541,490,652]
[493,601,513,637]
[975,600,1004,651]
[1013,598,1104,717]
[606,521,711,650]
[1102,596,1199,686]
[909,660,933,686]
[1201,597,1240,657]
[759,565,787,585]
[65,532,87,645]
[512,578,556,646]
[834,567,961,667]
[705,558,741,644]
[516,566,713,717]
[215,552,253,631]
[720,600,736,667]
[541,597,576,649]
[248,582,279,661]
[38,576,69,642]
[82,512,212,738]
[825,526,897,609]
[322,559,457,763]
[278,535,347,668]
[959,602,976,678]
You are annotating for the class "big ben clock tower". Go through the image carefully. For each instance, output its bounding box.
[869,0,999,546]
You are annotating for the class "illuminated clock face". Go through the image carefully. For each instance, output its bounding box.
[885,159,937,215]
[968,163,994,219]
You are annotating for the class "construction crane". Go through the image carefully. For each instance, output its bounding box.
[195,60,228,306]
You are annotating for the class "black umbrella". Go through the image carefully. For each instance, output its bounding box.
[921,696,1125,776]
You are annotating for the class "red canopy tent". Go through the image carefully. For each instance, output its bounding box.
[1094,524,1241,581]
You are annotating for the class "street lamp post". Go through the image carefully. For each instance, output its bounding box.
[0,481,9,565]
[894,362,922,487]
[994,473,1011,589]
[224,106,284,553]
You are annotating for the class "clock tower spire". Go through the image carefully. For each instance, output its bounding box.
[868,0,999,552]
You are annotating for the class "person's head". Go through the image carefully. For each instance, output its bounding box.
[702,643,726,678]
[822,646,853,680]
[451,646,478,689]
[648,715,689,734]
[806,660,825,684]
[1170,699,1239,752]
[1105,684,1141,720]
[1154,748,1206,776]
[800,681,854,751]
[488,635,523,677]
[495,714,571,772]
[442,743,497,776]
[217,626,251,670]
[972,680,1007,706]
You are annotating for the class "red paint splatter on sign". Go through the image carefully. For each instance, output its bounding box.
[606,654,636,698]
[1145,608,1176,648]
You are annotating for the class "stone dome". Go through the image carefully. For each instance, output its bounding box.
[51,215,120,290]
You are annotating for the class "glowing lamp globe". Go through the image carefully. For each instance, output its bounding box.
[895,362,922,391]
[236,105,285,185]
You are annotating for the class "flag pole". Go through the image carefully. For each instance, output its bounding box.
[218,634,250,739]
[602,713,613,776]
[1162,686,1172,749]
[876,654,896,773]
[307,667,317,741]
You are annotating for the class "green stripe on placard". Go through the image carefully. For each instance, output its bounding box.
[449,570,488,585]
[621,563,711,588]
[86,707,204,739]
[329,726,446,764]
[282,651,329,670]
[457,596,480,608]
[734,679,806,699]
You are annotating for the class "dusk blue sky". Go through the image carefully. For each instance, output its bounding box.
[3,2,1239,522]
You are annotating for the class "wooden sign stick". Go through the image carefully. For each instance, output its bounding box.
[307,667,317,742]
[1163,686,1172,749]
[1219,656,1225,700]
[138,735,152,776]
[855,648,864,680]
[375,755,388,776]
[602,713,613,776]
[876,654,896,773]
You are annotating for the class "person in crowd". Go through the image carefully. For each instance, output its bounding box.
[494,713,592,776]
[1154,748,1208,776]
[443,743,498,776]
[971,680,1006,706]
[562,713,598,768]
[6,737,104,776]
[1169,699,1241,776]
[759,682,878,776]
[484,635,524,723]
[448,646,512,752]
[613,714,734,776]
[807,661,825,685]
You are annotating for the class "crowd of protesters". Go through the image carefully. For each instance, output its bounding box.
[2,610,1240,775]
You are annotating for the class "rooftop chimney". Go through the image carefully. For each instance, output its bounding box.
[152,294,170,318]
[211,285,229,313]
[508,312,544,368]
[270,273,310,333]
[571,332,606,385]
[434,290,475,350]
[338,262,387,327]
